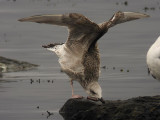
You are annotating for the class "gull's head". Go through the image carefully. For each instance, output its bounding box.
[86,82,102,99]
[85,82,105,103]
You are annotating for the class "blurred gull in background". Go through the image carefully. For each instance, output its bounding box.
[147,36,160,80]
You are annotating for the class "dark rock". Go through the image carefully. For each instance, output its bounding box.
[0,56,38,73]
[59,96,160,120]
[0,72,2,78]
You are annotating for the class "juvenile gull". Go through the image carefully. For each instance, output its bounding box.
[147,36,160,80]
[19,11,149,103]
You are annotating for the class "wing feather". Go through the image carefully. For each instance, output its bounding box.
[19,13,100,51]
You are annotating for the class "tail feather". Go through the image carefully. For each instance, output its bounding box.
[42,43,64,57]
[42,43,64,48]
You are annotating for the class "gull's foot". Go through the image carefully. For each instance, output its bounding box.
[71,95,83,99]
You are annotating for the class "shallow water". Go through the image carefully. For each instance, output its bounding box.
[0,0,160,120]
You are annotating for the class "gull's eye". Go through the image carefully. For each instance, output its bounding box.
[90,89,96,95]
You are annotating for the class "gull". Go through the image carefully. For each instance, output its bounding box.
[147,36,160,80]
[19,11,149,103]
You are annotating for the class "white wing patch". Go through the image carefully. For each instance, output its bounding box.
[47,44,84,75]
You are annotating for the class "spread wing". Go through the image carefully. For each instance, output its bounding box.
[18,13,100,52]
[99,11,149,29]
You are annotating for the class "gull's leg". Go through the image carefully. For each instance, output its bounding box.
[70,80,74,96]
[70,79,83,99]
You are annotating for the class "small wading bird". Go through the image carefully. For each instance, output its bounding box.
[147,36,160,80]
[19,11,149,103]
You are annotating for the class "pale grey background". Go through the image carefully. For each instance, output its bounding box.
[0,0,160,120]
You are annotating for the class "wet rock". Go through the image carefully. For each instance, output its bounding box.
[0,56,38,73]
[59,95,160,120]
[0,72,2,77]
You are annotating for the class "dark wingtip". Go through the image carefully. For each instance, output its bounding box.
[18,18,26,22]
[42,43,61,48]
[42,43,64,48]
[42,44,54,48]
[42,45,48,48]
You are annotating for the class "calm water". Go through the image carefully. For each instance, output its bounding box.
[0,0,160,120]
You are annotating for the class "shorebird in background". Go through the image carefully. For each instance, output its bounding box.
[147,36,160,80]
[19,11,149,103]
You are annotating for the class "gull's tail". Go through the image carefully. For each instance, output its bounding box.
[42,43,64,57]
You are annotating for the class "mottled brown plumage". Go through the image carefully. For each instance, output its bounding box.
[19,11,149,102]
